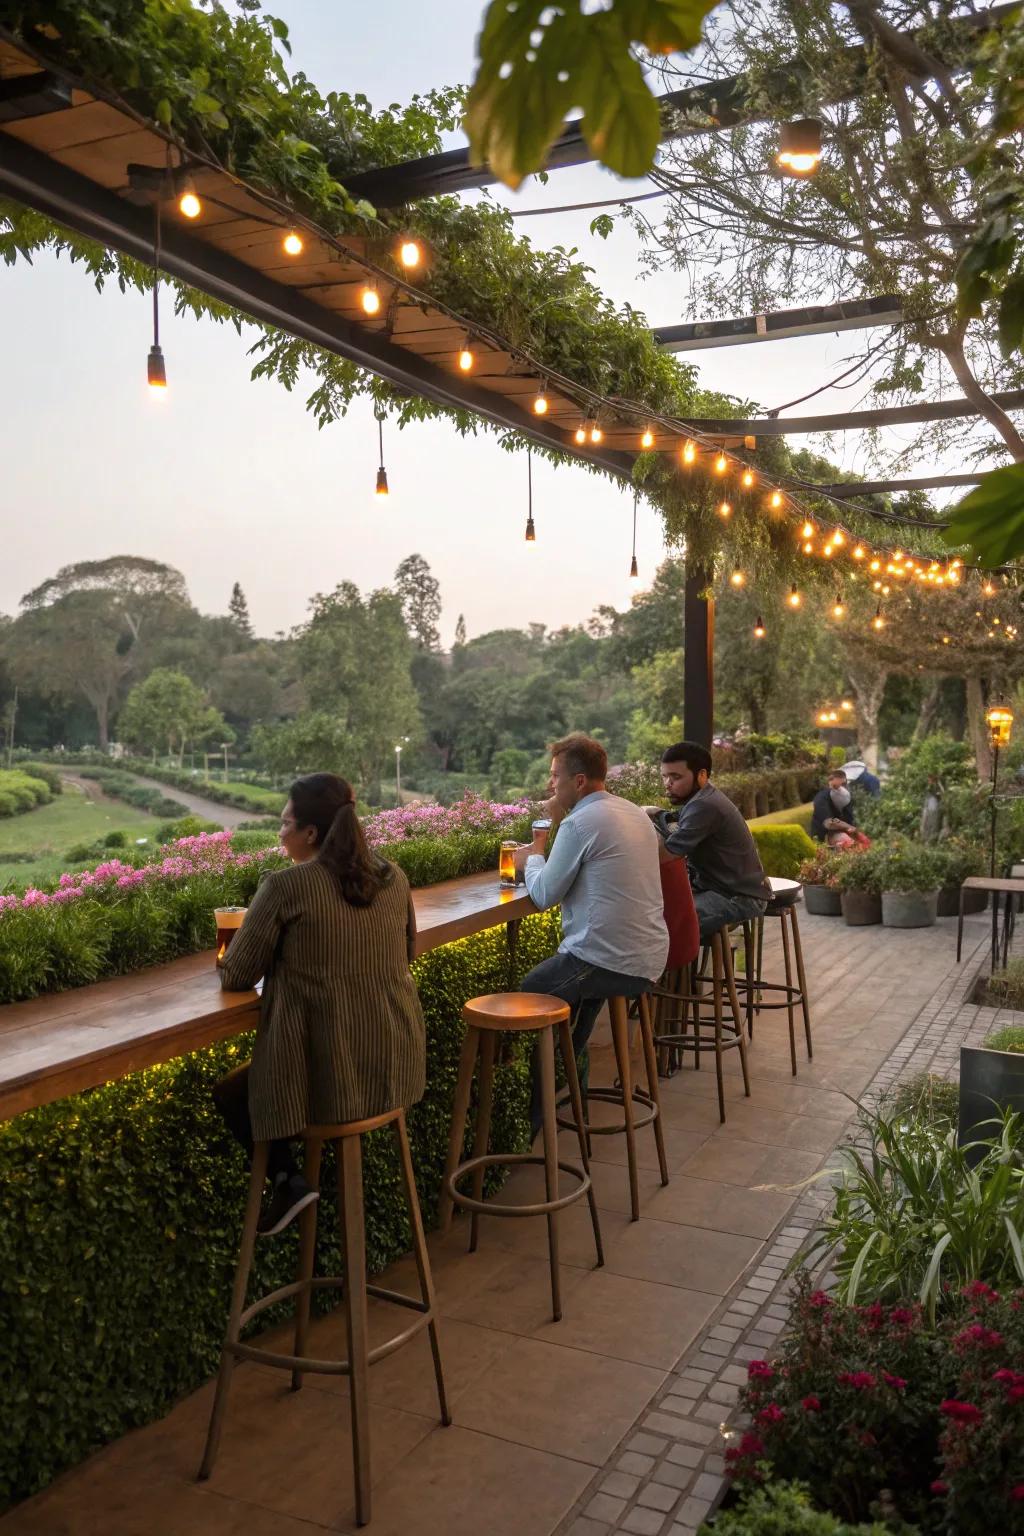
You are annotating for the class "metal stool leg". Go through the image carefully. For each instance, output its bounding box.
[291,1137,324,1392]
[721,932,751,1099]
[743,922,756,1039]
[338,1134,372,1527]
[394,1114,451,1427]
[609,996,640,1221]
[537,1026,563,1321]
[468,1030,497,1254]
[638,994,669,1186]
[779,911,798,1077]
[710,938,727,1124]
[558,1020,604,1266]
[691,958,702,1071]
[438,1025,479,1230]
[790,905,813,1061]
[198,1141,268,1480]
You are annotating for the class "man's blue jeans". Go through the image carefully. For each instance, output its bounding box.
[520,949,652,1136]
[693,889,767,943]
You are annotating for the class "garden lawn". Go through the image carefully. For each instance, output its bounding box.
[0,786,162,890]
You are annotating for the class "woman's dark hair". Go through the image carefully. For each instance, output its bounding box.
[289,773,385,907]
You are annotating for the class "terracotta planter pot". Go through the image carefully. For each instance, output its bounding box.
[882,889,939,929]
[804,883,842,917]
[841,889,882,926]
[958,1044,1024,1163]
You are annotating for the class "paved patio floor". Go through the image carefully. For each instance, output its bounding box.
[2,908,993,1536]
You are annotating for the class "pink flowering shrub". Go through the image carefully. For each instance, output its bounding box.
[363,793,532,847]
[727,1272,1024,1534]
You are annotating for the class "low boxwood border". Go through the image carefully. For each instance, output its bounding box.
[0,909,559,1507]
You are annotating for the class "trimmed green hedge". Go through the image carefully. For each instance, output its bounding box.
[0,771,52,819]
[77,768,186,820]
[751,823,817,879]
[123,760,283,814]
[749,802,814,835]
[0,911,559,1506]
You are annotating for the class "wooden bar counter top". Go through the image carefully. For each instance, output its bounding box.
[0,870,537,1122]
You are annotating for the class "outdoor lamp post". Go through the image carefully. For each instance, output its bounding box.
[985,704,1014,878]
[220,742,231,783]
[394,736,409,805]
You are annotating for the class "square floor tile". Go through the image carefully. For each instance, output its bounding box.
[599,1216,761,1294]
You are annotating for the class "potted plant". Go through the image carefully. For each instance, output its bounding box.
[834,846,884,926]
[959,1023,1024,1156]
[876,839,944,928]
[797,846,842,916]
[934,836,987,918]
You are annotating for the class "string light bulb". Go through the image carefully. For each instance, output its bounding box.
[398,238,422,269]
[742,469,755,489]
[682,440,696,466]
[178,175,201,219]
[715,453,728,474]
[458,341,474,372]
[872,603,885,630]
[832,531,845,547]
[533,387,549,415]
[283,230,303,256]
[983,581,995,596]
[853,545,866,560]
[575,422,588,445]
[148,202,167,392]
[770,490,783,510]
[777,118,824,176]
[718,501,732,519]
[641,427,655,450]
[730,568,746,588]
[802,521,815,539]
[803,541,814,555]
[787,583,801,609]
[590,422,603,444]
[361,283,381,316]
[832,594,846,619]
[753,615,766,638]
[869,558,881,572]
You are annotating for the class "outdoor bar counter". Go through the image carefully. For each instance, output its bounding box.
[0,869,537,1122]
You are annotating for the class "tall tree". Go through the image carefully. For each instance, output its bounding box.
[228,582,253,639]
[394,554,442,651]
[454,614,467,649]
[117,668,210,765]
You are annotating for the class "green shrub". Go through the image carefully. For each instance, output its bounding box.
[728,1272,1024,1534]
[102,830,129,849]
[235,817,279,831]
[834,847,887,894]
[17,763,63,795]
[230,829,280,853]
[750,802,814,834]
[0,792,16,818]
[985,1023,1024,1054]
[0,911,560,1504]
[78,768,186,819]
[800,1103,1024,1320]
[875,840,948,893]
[700,1481,912,1535]
[982,964,1024,1016]
[751,824,816,879]
[0,771,52,816]
[122,760,281,814]
[884,1073,960,1129]
[797,845,843,888]
[154,814,222,843]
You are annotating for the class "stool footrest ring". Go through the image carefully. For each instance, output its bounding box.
[555,1084,657,1136]
[654,1029,745,1054]
[232,1282,434,1374]
[448,1152,589,1218]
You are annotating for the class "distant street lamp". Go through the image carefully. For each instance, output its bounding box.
[220,742,231,783]
[394,736,410,804]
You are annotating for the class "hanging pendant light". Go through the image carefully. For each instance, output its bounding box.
[777,118,823,176]
[753,615,766,638]
[525,448,536,542]
[148,201,167,392]
[374,408,389,497]
[629,491,639,579]
[641,427,655,450]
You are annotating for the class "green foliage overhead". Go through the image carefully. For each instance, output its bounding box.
[942,464,1024,568]
[465,0,719,189]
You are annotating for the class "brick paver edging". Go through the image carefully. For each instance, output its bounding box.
[557,920,1000,1536]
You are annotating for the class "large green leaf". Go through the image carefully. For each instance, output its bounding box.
[466,0,720,188]
[941,462,1024,566]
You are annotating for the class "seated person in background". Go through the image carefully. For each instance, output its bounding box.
[841,753,881,799]
[654,741,770,941]
[811,769,869,849]
[215,772,425,1237]
[513,733,668,1131]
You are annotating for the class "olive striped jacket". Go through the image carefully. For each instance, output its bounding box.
[219,858,425,1141]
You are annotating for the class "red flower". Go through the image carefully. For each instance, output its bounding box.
[738,1431,765,1456]
[889,1307,916,1329]
[862,1302,885,1331]
[801,1395,822,1412]
[993,1369,1019,1384]
[955,1324,1004,1350]
[940,1399,984,1424]
[962,1281,998,1300]
[838,1371,876,1390]
[1011,1486,1024,1502]
[882,1372,907,1391]
[747,1360,775,1381]
[1007,1385,1024,1405]
[930,1481,949,1496]
[807,1290,832,1309]
[859,1430,877,1447]
[757,1403,785,1425]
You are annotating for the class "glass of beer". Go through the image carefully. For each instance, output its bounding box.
[214,906,246,967]
[499,840,517,888]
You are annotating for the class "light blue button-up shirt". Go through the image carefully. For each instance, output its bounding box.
[525,790,669,981]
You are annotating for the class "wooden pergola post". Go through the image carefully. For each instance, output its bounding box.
[683,566,714,749]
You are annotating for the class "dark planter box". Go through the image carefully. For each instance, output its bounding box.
[936,884,988,919]
[841,889,882,926]
[804,883,842,916]
[958,1043,1024,1160]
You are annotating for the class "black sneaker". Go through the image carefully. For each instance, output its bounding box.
[257,1173,319,1238]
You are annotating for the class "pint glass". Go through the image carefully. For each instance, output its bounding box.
[214,906,246,967]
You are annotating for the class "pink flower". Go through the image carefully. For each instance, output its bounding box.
[747,1361,775,1380]
[940,1400,983,1424]
[756,1403,784,1425]
[807,1291,832,1309]
[882,1372,907,1391]
[889,1307,917,1329]
[838,1372,876,1391]
[801,1395,822,1412]
[955,1325,1004,1350]
[962,1280,998,1299]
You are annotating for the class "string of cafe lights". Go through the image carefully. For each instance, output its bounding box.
[129,123,1020,618]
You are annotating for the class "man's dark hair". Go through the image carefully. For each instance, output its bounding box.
[828,769,848,784]
[549,732,608,782]
[662,741,712,777]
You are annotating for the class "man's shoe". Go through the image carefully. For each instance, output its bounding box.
[257,1173,319,1238]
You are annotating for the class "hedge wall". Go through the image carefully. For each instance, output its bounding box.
[122,760,283,814]
[0,770,53,819]
[0,910,560,1507]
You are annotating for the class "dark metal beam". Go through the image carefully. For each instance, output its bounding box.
[655,296,902,353]
[817,473,984,497]
[343,4,1020,207]
[0,70,71,124]
[683,568,714,750]
[0,131,635,484]
[682,389,1024,436]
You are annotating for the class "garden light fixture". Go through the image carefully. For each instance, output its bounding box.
[777,118,823,176]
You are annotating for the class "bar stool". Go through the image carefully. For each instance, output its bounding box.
[652,926,752,1124]
[742,876,813,1076]
[439,992,603,1323]
[199,1108,449,1527]
[557,992,669,1222]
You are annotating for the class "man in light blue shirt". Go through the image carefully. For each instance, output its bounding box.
[513,734,668,1132]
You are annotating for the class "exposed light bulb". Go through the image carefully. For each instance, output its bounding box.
[869,558,881,572]
[832,531,845,547]
[682,440,696,466]
[853,545,866,560]
[641,427,655,449]
[629,554,639,580]
[375,466,389,497]
[718,501,732,519]
[458,345,474,372]
[590,423,603,444]
[533,391,549,415]
[770,491,783,509]
[872,603,885,629]
[832,598,845,619]
[399,239,421,268]
[753,616,766,638]
[788,583,801,609]
[803,541,814,555]
[730,569,746,588]
[361,284,381,315]
[147,343,167,391]
[283,230,303,256]
[742,469,754,489]
[802,522,815,539]
[715,453,728,474]
[178,176,201,219]
[525,515,536,542]
[575,423,588,445]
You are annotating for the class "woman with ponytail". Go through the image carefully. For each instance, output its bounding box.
[214,773,425,1236]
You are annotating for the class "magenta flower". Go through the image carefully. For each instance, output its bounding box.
[837,1372,876,1391]
[801,1395,822,1412]
[940,1400,983,1424]
[747,1360,775,1380]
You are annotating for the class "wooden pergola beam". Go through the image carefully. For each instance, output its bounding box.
[654,296,902,352]
[816,473,984,497]
[683,389,1024,436]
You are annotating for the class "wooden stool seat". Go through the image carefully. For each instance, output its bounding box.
[199,1108,449,1528]
[652,927,752,1124]
[439,991,602,1322]
[553,993,669,1222]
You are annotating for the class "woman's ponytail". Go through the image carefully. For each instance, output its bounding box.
[289,774,385,907]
